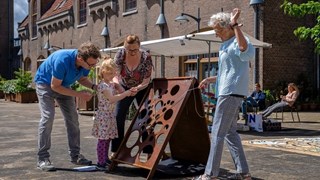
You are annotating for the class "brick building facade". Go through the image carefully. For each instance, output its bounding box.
[18,0,318,97]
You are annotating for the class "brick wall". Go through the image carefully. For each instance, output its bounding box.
[20,0,316,93]
[262,0,315,90]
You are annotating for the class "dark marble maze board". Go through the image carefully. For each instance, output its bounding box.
[110,77,210,179]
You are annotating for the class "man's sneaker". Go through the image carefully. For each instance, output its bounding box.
[37,159,55,171]
[71,154,92,165]
[227,173,252,180]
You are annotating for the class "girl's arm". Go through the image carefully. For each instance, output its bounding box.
[103,87,132,104]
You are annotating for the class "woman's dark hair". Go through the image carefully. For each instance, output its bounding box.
[124,35,140,46]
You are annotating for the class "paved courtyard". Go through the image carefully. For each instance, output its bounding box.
[0,99,320,180]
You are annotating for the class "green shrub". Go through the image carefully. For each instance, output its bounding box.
[263,89,275,104]
[2,80,18,94]
[13,69,34,93]
[0,75,6,91]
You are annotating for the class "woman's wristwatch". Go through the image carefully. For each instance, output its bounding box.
[230,22,238,29]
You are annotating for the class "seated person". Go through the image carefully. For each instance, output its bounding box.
[261,83,299,118]
[241,83,266,119]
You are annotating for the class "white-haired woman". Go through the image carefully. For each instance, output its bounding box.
[196,8,254,180]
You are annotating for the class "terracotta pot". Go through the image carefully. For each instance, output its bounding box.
[301,103,310,111]
[0,91,4,99]
[15,91,38,103]
[309,103,318,111]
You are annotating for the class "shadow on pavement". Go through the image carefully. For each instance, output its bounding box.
[240,127,320,137]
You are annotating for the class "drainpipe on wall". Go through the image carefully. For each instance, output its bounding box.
[317,54,319,93]
[250,0,264,84]
[156,0,167,78]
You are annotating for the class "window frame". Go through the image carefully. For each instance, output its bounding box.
[31,0,38,38]
[124,0,137,12]
[79,0,87,25]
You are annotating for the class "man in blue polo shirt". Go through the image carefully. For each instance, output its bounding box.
[34,42,101,171]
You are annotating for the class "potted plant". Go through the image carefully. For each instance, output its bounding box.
[317,96,320,111]
[13,69,38,103]
[2,79,17,101]
[309,96,320,111]
[74,83,98,111]
[263,89,275,107]
[73,68,98,111]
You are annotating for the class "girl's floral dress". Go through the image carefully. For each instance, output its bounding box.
[92,81,118,140]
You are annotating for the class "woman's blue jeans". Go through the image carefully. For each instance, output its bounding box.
[111,88,147,153]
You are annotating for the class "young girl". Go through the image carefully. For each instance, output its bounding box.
[92,57,133,170]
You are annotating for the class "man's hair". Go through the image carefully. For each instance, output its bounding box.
[77,42,101,61]
[208,12,231,28]
[255,83,261,88]
[124,34,141,46]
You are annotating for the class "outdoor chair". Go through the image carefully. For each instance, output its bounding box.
[244,96,265,115]
[275,103,300,122]
[247,105,258,114]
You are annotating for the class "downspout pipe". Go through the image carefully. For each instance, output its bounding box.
[253,5,260,84]
[156,0,167,77]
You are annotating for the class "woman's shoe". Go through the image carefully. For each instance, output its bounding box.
[227,173,252,180]
[192,174,219,180]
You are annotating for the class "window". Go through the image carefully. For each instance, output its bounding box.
[185,63,197,78]
[184,53,219,80]
[24,58,31,71]
[79,0,87,24]
[31,0,37,38]
[124,0,137,12]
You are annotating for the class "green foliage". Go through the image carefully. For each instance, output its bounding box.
[263,89,275,104]
[88,68,96,80]
[0,75,6,91]
[13,69,34,93]
[75,83,94,93]
[281,0,320,53]
[2,80,18,94]
[71,68,97,93]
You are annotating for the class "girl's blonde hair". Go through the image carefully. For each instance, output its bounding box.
[98,56,116,80]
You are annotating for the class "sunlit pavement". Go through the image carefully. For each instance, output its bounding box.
[0,99,319,180]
